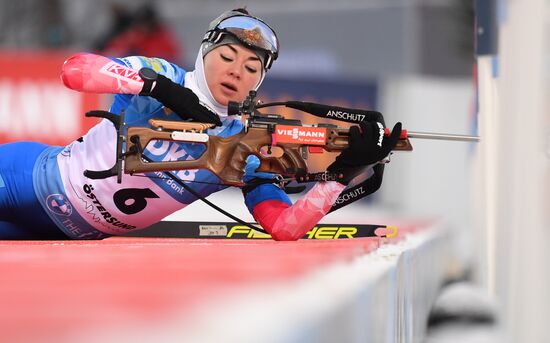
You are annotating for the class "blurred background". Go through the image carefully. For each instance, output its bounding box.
[0,0,548,341]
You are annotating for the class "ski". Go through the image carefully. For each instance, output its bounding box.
[123,221,398,239]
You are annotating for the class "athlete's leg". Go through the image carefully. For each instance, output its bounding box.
[0,142,68,239]
[0,220,65,239]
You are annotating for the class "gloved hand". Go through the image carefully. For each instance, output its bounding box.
[328,121,402,185]
[241,155,279,196]
[139,67,222,126]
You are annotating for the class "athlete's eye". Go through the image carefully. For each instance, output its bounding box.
[245,65,258,73]
[220,54,233,62]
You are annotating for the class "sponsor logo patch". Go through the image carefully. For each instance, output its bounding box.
[326,110,366,122]
[82,184,137,231]
[274,125,327,145]
[225,225,360,239]
[101,62,142,82]
[46,194,73,216]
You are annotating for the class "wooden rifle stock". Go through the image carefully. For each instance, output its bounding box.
[124,119,412,186]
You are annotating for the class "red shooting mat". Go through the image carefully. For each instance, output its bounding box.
[0,236,386,342]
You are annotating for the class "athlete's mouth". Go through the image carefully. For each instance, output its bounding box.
[221,82,238,92]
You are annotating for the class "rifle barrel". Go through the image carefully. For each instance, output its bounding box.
[407,131,480,142]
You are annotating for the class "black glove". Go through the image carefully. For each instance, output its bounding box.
[139,68,222,126]
[328,121,402,185]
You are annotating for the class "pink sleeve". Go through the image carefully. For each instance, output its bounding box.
[60,53,144,94]
[252,181,346,241]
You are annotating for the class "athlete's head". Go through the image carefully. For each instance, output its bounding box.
[197,8,279,106]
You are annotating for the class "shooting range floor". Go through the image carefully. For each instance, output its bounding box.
[0,224,424,342]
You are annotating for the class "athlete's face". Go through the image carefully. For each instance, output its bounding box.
[203,44,263,106]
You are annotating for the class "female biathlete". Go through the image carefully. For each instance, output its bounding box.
[0,8,401,240]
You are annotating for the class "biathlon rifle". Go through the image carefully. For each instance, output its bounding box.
[84,91,479,208]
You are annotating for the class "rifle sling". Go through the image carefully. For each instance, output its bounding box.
[140,155,270,235]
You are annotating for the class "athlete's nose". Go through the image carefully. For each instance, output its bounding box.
[228,63,241,80]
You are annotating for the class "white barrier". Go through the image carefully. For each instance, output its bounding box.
[76,222,451,343]
[276,224,451,343]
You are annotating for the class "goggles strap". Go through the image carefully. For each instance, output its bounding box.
[265,54,273,69]
[203,30,225,44]
[212,31,224,44]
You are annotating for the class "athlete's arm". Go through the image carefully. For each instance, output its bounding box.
[244,181,345,241]
[244,121,402,241]
[61,53,147,94]
[60,53,221,125]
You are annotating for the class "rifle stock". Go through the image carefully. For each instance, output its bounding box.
[123,118,411,186]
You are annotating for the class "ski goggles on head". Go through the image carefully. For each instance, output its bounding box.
[203,15,279,69]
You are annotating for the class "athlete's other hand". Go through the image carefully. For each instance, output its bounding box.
[333,121,402,169]
[241,155,278,195]
[328,121,401,185]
